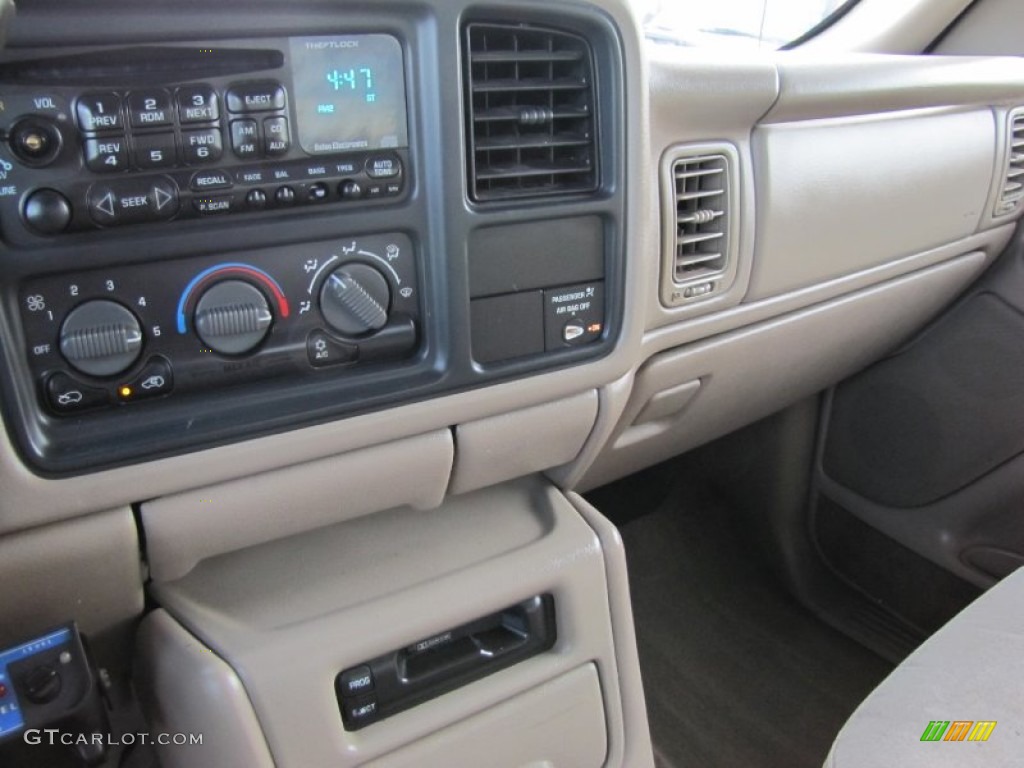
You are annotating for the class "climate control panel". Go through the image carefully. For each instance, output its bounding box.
[18,233,420,415]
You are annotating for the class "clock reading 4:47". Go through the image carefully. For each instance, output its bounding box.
[326,68,377,102]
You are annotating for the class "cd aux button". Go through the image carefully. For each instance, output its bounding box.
[263,116,290,156]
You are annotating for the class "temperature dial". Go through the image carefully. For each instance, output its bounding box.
[319,264,391,337]
[194,280,273,355]
[59,299,143,377]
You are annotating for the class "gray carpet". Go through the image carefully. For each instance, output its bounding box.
[607,476,892,768]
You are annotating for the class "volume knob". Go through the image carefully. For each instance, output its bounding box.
[319,264,390,337]
[59,299,143,377]
[194,280,273,355]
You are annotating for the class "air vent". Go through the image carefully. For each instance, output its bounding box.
[465,23,598,202]
[660,145,740,308]
[996,110,1024,217]
[671,155,728,283]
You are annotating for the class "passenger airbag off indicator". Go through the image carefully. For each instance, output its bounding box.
[543,281,604,351]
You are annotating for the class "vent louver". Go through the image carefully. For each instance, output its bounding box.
[997,111,1024,216]
[672,154,729,283]
[465,23,598,201]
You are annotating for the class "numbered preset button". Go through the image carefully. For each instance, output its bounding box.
[128,89,173,128]
[133,133,177,169]
[76,92,123,132]
[84,136,129,173]
[182,128,223,165]
[176,85,219,123]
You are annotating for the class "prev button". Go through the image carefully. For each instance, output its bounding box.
[88,177,179,225]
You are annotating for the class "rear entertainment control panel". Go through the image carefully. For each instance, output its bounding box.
[0,35,409,243]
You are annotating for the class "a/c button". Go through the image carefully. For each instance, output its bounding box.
[307,331,357,368]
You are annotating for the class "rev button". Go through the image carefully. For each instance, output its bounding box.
[88,177,179,226]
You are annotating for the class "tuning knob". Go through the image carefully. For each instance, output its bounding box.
[194,280,273,355]
[319,264,391,337]
[59,299,143,377]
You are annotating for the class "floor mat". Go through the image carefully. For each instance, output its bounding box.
[600,472,893,768]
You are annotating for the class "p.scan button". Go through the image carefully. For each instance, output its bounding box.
[88,177,179,226]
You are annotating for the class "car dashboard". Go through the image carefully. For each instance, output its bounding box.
[1,0,1024,766]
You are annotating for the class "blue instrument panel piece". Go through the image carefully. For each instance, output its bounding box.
[0,627,72,741]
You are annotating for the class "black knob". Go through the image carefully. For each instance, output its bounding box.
[21,664,62,705]
[23,189,72,235]
[60,300,143,377]
[319,264,391,337]
[9,117,63,167]
[194,279,272,355]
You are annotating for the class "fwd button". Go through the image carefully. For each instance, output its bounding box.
[88,177,179,226]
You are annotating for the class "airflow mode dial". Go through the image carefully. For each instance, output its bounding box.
[319,263,391,337]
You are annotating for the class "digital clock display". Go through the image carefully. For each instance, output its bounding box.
[290,34,408,155]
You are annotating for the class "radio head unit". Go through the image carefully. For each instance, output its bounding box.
[0,34,411,242]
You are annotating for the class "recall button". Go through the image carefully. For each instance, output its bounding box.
[190,170,233,192]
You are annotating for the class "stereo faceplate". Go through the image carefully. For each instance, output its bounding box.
[0,35,410,243]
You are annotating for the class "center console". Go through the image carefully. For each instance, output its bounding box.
[0,7,626,475]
